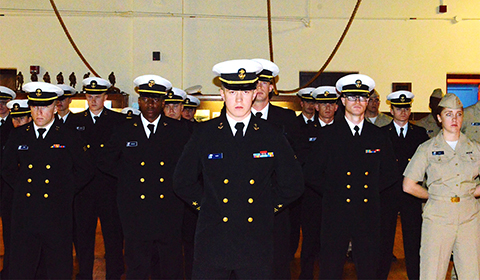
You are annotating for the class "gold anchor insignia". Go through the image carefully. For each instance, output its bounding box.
[148,80,155,87]
[400,95,406,102]
[355,79,362,88]
[218,122,224,129]
[36,88,42,97]
[185,98,190,104]
[26,125,31,131]
[84,112,88,116]
[13,104,19,111]
[253,123,259,130]
[238,68,246,80]
[91,81,97,88]
[127,111,132,117]
[133,123,138,126]
[163,122,168,126]
[55,126,60,131]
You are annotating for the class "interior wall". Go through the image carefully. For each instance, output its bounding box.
[1,0,480,112]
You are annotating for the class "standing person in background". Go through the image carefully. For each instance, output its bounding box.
[250,58,299,278]
[365,90,392,127]
[164,87,186,120]
[377,91,428,280]
[303,74,399,279]
[55,84,77,124]
[0,86,16,280]
[2,82,93,279]
[67,77,125,280]
[298,85,339,280]
[403,93,480,279]
[7,99,32,128]
[416,88,444,138]
[174,59,304,279]
[99,75,190,279]
[182,95,200,122]
[461,98,480,142]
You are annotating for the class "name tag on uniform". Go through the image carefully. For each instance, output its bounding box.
[309,137,317,142]
[76,126,86,131]
[253,151,274,158]
[50,144,66,149]
[471,122,480,126]
[365,149,380,154]
[432,151,444,155]
[126,141,138,147]
[208,153,223,160]
[467,151,473,154]
[427,130,434,133]
[18,145,29,150]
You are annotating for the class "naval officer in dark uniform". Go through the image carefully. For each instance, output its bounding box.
[303,74,399,279]
[67,77,126,280]
[2,82,94,279]
[173,59,304,279]
[55,84,77,124]
[377,90,428,279]
[99,75,190,279]
[298,86,339,279]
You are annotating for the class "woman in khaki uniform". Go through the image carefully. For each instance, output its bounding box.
[403,93,480,280]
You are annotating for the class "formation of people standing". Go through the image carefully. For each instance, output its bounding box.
[0,58,479,280]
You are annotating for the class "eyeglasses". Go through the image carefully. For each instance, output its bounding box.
[345,96,368,102]
[139,97,162,103]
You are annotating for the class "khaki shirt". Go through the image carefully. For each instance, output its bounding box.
[461,102,480,142]
[415,114,441,139]
[404,131,480,199]
[366,112,392,127]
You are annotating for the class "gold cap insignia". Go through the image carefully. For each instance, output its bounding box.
[36,88,42,97]
[148,80,155,87]
[238,68,246,80]
[91,81,97,88]
[185,98,190,104]
[127,111,132,117]
[168,92,173,98]
[355,79,362,88]
[13,103,19,111]
[400,95,406,102]
[324,91,329,96]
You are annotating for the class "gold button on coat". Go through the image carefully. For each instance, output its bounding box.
[27,178,32,183]
[249,179,255,185]
[346,185,351,189]
[160,194,164,199]
[100,144,104,148]
[28,164,33,169]
[224,179,229,184]
[223,217,228,222]
[140,178,145,183]
[87,144,91,148]
[46,165,51,169]
[26,193,31,197]
[347,171,351,176]
[364,198,368,203]
[140,162,145,166]
[44,193,48,198]
[140,194,145,199]
[45,179,49,184]
[159,178,164,182]
[160,161,165,166]
[365,171,369,176]
[346,198,351,203]
[248,198,253,204]
[248,217,253,223]
[223,198,228,203]
[364,185,368,189]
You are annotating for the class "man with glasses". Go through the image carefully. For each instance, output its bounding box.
[99,75,190,279]
[377,91,428,279]
[365,90,392,127]
[303,74,399,279]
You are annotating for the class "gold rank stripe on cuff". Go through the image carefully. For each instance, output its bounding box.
[219,77,259,84]
[138,89,167,94]
[27,96,58,101]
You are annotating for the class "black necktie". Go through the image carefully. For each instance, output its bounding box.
[147,124,155,138]
[400,127,405,139]
[235,122,244,140]
[38,128,46,140]
[307,119,313,125]
[354,125,360,137]
[255,112,263,119]
[0,119,5,126]
[94,116,100,124]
